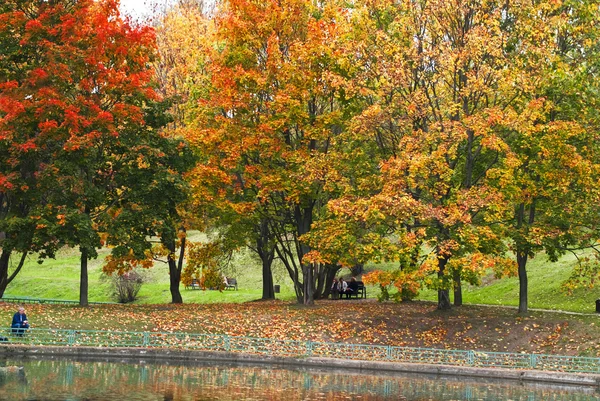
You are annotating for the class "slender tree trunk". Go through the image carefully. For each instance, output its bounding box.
[80,248,89,307]
[275,244,304,303]
[0,249,12,298]
[517,252,528,314]
[165,227,186,304]
[0,251,27,298]
[437,256,451,310]
[295,205,314,305]
[453,269,462,306]
[515,200,535,314]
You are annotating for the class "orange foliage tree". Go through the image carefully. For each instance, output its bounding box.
[186,0,354,304]
[0,0,193,304]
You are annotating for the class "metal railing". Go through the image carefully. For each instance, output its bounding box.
[1,328,599,374]
[1,296,114,305]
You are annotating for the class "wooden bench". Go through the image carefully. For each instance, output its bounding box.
[355,281,366,299]
[347,281,367,299]
[330,280,367,299]
[224,277,237,291]
[185,278,200,290]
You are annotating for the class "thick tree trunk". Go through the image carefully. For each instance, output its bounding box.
[168,257,183,304]
[257,220,275,300]
[313,263,326,299]
[453,269,462,306]
[437,256,451,310]
[80,248,89,307]
[322,264,341,299]
[261,255,275,300]
[303,264,314,305]
[517,253,528,314]
[350,263,364,277]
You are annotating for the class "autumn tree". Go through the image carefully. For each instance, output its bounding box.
[499,0,600,313]
[187,0,353,304]
[302,0,535,310]
[314,0,600,313]
[0,0,193,304]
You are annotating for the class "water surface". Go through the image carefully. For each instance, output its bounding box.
[0,356,598,400]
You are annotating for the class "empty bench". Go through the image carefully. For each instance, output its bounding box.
[185,278,200,290]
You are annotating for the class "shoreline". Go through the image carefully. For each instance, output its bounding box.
[1,344,599,389]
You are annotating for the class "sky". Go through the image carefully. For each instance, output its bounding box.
[119,0,164,18]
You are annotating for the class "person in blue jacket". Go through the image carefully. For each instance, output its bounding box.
[11,306,29,336]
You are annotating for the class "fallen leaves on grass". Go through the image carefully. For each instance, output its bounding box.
[0,301,597,356]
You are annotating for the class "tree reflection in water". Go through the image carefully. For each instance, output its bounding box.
[0,357,598,401]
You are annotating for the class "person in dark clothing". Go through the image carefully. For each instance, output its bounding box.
[330,278,340,299]
[346,277,359,299]
[11,306,29,336]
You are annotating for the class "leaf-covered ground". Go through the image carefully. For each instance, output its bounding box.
[1,300,598,357]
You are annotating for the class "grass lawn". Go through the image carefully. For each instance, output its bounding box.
[403,251,600,314]
[4,232,600,314]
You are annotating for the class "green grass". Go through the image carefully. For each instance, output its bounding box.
[5,233,599,313]
[4,231,299,304]
[366,251,600,314]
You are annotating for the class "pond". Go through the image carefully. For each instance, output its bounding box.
[0,356,598,400]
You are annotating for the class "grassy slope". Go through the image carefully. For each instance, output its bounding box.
[4,234,599,312]
[4,231,299,304]
[375,251,599,313]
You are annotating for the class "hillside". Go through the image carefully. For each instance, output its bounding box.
[3,237,599,313]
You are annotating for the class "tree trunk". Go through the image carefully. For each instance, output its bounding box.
[515,201,535,314]
[0,249,12,298]
[168,257,183,304]
[437,256,451,310]
[313,263,326,299]
[80,248,89,307]
[350,263,364,277]
[165,227,186,304]
[453,269,462,306]
[257,220,275,300]
[303,264,314,305]
[517,252,528,314]
[261,254,275,300]
[322,264,341,299]
[0,250,27,298]
[294,205,314,305]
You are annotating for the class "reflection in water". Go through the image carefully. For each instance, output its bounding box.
[0,356,598,401]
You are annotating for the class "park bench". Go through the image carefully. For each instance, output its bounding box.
[224,277,238,291]
[185,278,200,290]
[354,281,366,299]
[329,280,367,299]
[346,280,367,299]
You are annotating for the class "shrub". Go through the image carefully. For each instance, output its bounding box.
[111,271,144,303]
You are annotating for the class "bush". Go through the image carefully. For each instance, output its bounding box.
[111,271,144,303]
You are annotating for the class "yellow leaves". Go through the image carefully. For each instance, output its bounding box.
[103,251,154,276]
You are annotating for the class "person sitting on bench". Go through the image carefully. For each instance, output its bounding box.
[346,277,359,299]
[11,306,29,336]
[330,278,339,299]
